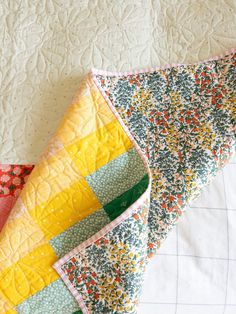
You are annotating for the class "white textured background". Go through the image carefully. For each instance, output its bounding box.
[0,1,235,313]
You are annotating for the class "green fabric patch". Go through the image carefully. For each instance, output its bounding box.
[16,279,80,314]
[50,208,110,258]
[104,174,149,220]
[86,147,147,206]
[72,311,83,314]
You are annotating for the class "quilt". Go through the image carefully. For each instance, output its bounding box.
[0,48,235,314]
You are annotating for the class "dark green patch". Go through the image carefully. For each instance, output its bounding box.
[104,174,149,221]
[8,184,15,190]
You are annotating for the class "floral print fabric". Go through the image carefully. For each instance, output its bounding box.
[17,51,235,314]
[59,198,150,314]
[95,51,236,258]
[56,51,235,313]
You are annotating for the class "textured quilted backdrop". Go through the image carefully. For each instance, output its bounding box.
[0,1,236,314]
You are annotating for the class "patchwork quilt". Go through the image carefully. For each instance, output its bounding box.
[0,48,235,314]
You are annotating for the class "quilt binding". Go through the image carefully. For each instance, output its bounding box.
[53,71,152,314]
[53,47,236,313]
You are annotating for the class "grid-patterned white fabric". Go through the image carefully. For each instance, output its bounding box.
[138,153,236,314]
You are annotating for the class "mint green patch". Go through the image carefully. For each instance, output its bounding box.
[104,174,149,220]
[50,208,110,258]
[86,147,147,206]
[17,279,80,314]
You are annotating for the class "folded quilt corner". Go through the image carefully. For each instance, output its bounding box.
[0,48,235,314]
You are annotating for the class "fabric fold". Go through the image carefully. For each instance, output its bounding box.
[0,73,151,314]
[0,48,235,314]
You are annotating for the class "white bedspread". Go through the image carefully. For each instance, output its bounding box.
[0,1,235,313]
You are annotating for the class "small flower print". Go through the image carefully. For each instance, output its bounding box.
[1,175,10,182]
[0,165,11,172]
[12,177,21,185]
[2,187,9,195]
[12,167,21,175]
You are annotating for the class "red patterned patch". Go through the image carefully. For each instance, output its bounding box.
[0,164,34,231]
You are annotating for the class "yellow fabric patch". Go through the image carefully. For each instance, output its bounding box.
[5,311,17,314]
[66,119,133,177]
[2,309,17,314]
[0,292,14,314]
[0,76,131,312]
[0,243,58,306]
[4,311,17,314]
[20,149,83,211]
[29,178,102,239]
[56,76,115,145]
[0,209,46,272]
